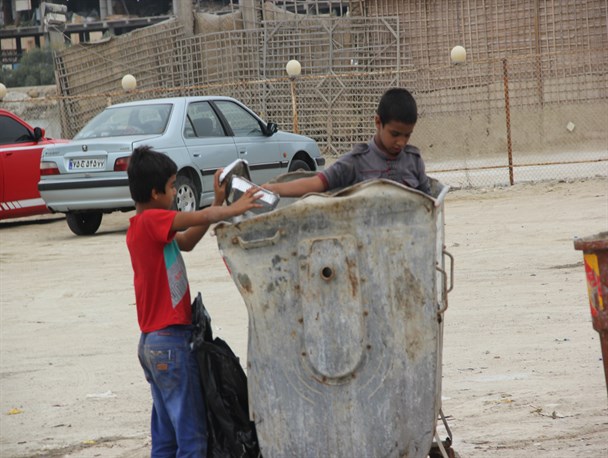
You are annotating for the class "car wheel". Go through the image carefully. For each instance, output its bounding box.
[66,212,103,236]
[289,159,311,172]
[175,174,199,212]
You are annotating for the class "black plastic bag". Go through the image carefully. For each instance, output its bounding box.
[191,293,262,458]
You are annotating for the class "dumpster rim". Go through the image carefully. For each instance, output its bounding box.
[573,232,608,251]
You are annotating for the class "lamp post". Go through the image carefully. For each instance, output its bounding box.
[0,83,7,101]
[285,59,301,134]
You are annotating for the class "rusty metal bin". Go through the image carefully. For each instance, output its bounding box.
[573,232,608,396]
[215,178,451,457]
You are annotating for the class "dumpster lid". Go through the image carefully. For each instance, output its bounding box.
[573,232,608,251]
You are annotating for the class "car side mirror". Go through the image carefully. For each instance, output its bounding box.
[33,127,45,142]
[264,122,278,136]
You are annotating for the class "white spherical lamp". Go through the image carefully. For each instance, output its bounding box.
[0,83,7,100]
[121,74,137,91]
[285,60,302,78]
[450,45,467,64]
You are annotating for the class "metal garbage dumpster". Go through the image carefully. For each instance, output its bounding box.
[573,232,608,396]
[215,178,452,458]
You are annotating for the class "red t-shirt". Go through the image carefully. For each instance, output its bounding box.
[126,209,191,333]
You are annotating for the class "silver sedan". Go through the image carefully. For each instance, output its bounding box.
[38,96,324,235]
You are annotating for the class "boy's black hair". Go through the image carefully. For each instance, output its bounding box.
[376,87,418,125]
[127,145,178,203]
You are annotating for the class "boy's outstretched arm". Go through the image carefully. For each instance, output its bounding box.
[263,175,326,197]
[173,170,262,251]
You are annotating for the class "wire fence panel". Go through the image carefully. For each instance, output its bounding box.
[261,16,401,155]
[2,1,606,188]
[53,18,186,138]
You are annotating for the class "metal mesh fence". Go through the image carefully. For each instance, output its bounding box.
[1,1,606,188]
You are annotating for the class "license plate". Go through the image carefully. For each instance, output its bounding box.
[68,158,106,170]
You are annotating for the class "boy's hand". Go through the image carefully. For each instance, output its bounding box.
[230,186,263,215]
[213,169,227,206]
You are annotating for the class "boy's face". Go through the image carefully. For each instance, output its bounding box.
[152,174,177,209]
[374,115,415,157]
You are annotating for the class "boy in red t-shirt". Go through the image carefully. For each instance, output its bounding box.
[126,145,261,456]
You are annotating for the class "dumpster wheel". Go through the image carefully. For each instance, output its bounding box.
[428,409,460,458]
[428,436,459,458]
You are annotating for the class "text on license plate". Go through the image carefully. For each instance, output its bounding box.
[69,158,106,170]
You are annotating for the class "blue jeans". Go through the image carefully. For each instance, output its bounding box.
[138,325,207,458]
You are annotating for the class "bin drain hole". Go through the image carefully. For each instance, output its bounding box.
[321,267,334,280]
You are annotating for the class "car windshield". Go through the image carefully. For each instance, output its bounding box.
[74,104,172,139]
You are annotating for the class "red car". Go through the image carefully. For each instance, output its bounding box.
[0,109,68,220]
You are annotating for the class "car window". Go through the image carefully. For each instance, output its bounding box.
[214,101,264,137]
[185,102,224,138]
[74,104,172,139]
[0,115,32,145]
[134,107,168,133]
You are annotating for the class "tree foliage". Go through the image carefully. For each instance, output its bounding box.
[0,47,56,87]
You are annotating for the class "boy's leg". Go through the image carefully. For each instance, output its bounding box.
[149,386,178,457]
[139,334,179,457]
[170,335,207,458]
[139,327,207,458]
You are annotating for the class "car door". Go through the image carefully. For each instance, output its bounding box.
[213,100,287,185]
[182,101,239,195]
[0,114,46,217]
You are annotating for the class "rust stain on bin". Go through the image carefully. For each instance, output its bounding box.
[237,273,253,294]
[573,231,608,396]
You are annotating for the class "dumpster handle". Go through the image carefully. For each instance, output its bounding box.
[444,249,454,293]
[232,229,283,249]
[436,249,454,317]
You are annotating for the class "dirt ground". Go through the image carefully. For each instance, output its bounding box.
[1,177,607,458]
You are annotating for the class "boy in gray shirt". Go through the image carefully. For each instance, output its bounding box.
[264,87,431,196]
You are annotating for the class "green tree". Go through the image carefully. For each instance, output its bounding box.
[0,47,56,87]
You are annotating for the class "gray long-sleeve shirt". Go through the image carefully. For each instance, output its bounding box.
[318,139,431,195]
